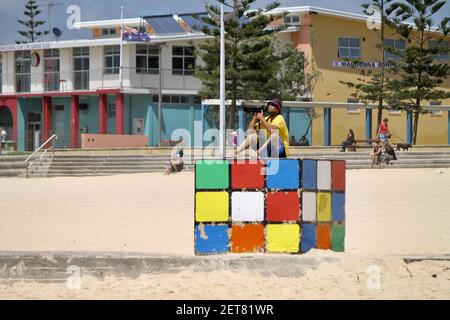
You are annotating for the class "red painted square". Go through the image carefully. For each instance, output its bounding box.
[231,224,265,253]
[317,223,331,250]
[332,161,346,191]
[266,192,300,222]
[232,160,265,189]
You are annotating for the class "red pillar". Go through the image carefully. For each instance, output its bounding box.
[98,94,107,134]
[0,97,18,144]
[116,93,124,135]
[42,96,52,144]
[70,95,80,148]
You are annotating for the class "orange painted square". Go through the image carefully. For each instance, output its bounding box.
[317,223,331,250]
[231,224,265,253]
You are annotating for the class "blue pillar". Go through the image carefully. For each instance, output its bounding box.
[448,111,450,145]
[406,111,412,144]
[201,103,206,147]
[324,108,331,146]
[189,105,194,147]
[365,108,372,145]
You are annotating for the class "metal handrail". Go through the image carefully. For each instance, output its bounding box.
[25,134,58,178]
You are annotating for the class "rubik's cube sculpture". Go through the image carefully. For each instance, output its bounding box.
[194,159,346,255]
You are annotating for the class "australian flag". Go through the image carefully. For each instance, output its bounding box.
[122,26,151,42]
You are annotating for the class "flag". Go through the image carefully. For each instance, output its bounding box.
[122,25,151,42]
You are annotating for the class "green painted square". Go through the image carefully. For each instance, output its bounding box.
[331,223,345,252]
[196,160,229,189]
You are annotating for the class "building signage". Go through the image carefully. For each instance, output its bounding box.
[0,42,52,52]
[332,61,394,68]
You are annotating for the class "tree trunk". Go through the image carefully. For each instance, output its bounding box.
[412,110,420,145]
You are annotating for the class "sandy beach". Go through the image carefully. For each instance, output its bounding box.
[0,168,449,299]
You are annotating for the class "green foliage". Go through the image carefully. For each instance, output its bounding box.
[195,0,304,128]
[385,0,450,144]
[17,0,49,43]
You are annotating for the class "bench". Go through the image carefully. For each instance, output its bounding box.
[346,139,381,151]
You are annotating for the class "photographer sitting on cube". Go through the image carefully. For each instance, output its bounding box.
[233,99,290,159]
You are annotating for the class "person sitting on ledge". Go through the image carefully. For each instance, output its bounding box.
[233,99,290,159]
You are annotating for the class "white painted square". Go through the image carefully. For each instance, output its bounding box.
[231,192,265,222]
[317,161,331,190]
[302,192,316,222]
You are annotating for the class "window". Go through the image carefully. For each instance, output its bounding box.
[284,15,300,26]
[136,45,159,74]
[338,37,360,58]
[15,51,31,92]
[102,28,116,37]
[152,95,160,103]
[430,101,443,116]
[347,98,360,113]
[73,47,90,90]
[172,46,195,75]
[384,39,406,60]
[429,41,449,61]
[104,45,120,75]
[161,95,190,104]
[107,103,116,118]
[44,49,60,91]
[389,109,402,115]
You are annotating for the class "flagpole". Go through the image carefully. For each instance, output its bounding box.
[119,6,124,88]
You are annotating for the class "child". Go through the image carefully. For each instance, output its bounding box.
[370,144,381,168]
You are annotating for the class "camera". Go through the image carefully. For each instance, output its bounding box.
[243,105,266,114]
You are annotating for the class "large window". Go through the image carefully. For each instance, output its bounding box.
[102,28,116,37]
[136,45,159,74]
[73,47,90,90]
[104,45,120,75]
[284,15,300,26]
[338,37,360,58]
[429,40,449,61]
[384,39,406,60]
[15,51,31,93]
[44,49,60,91]
[172,46,195,75]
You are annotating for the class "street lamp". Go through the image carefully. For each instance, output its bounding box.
[205,1,239,157]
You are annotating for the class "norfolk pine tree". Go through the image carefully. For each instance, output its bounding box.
[386,0,450,145]
[194,0,299,129]
[17,0,49,43]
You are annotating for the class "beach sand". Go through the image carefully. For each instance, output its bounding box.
[0,168,449,299]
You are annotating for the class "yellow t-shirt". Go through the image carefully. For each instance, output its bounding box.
[256,115,290,156]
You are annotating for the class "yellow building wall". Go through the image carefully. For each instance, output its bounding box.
[309,14,450,104]
[416,113,448,145]
[331,108,365,145]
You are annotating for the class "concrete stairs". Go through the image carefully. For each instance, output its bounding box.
[2,147,450,178]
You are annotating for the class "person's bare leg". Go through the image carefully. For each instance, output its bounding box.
[234,132,258,157]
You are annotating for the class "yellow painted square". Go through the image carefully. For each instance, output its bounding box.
[266,224,300,253]
[317,192,332,222]
[196,192,229,222]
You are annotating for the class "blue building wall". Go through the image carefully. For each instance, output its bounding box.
[17,98,42,152]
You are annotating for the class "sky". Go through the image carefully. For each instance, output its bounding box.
[0,0,448,44]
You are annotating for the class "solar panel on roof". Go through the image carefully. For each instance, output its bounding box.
[145,16,185,35]
[179,14,215,33]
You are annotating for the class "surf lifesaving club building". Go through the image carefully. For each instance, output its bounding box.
[0,5,449,151]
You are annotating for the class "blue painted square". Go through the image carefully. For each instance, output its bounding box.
[195,224,229,255]
[266,160,300,190]
[301,223,316,253]
[302,160,317,190]
[332,193,345,222]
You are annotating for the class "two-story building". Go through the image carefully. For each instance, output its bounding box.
[0,5,449,151]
